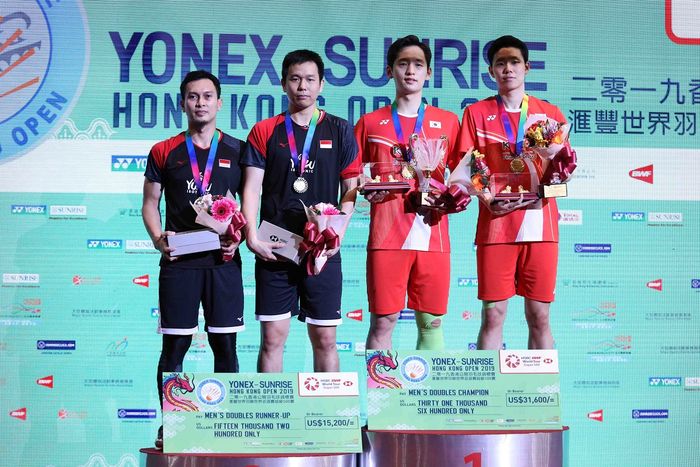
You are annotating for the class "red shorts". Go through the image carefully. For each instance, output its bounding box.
[476,242,558,302]
[367,250,450,315]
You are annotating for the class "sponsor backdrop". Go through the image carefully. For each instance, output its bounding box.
[1,0,698,466]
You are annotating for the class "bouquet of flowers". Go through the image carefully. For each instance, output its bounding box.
[524,116,570,159]
[299,202,352,275]
[191,190,247,261]
[447,149,489,195]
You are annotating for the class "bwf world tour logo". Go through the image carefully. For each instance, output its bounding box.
[0,1,89,162]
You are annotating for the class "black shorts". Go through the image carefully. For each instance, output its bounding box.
[158,262,244,334]
[255,254,342,326]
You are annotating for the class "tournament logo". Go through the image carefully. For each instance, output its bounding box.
[646,279,663,292]
[304,376,320,391]
[0,1,90,162]
[401,355,429,383]
[504,354,521,369]
[587,409,603,422]
[196,378,226,406]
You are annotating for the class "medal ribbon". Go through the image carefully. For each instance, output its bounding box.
[285,108,320,176]
[186,130,219,196]
[391,100,425,162]
[496,94,529,156]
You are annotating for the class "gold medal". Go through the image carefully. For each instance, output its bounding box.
[401,164,415,179]
[510,157,525,173]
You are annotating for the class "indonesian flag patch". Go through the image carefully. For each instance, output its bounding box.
[320,140,333,149]
[219,159,231,168]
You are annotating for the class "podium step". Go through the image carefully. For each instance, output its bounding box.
[140,448,357,466]
[361,427,569,467]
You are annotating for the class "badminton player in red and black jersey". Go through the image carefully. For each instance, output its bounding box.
[142,70,244,448]
[241,49,360,373]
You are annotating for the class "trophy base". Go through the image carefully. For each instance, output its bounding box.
[539,183,568,198]
[493,192,539,201]
[360,181,411,194]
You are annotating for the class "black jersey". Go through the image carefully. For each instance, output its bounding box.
[145,130,244,267]
[242,111,360,235]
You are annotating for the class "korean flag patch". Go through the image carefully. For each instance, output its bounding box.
[429,121,441,129]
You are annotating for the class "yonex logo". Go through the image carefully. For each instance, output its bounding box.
[379,119,390,125]
[10,205,46,214]
[111,156,148,172]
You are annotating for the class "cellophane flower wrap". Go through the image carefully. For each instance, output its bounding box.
[447,149,490,197]
[524,115,571,160]
[191,190,247,261]
[299,201,352,275]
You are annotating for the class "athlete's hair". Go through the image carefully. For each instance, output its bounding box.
[281,49,325,81]
[487,35,529,65]
[386,35,432,68]
[180,70,221,98]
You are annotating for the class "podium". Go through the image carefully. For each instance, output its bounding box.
[140,448,357,466]
[361,427,568,467]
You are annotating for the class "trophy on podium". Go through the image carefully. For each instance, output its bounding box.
[409,136,447,207]
[359,160,411,194]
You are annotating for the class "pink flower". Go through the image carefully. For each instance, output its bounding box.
[312,202,341,215]
[211,198,236,222]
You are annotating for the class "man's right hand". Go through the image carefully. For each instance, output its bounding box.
[487,195,538,215]
[364,190,390,203]
[246,236,283,261]
[154,231,177,261]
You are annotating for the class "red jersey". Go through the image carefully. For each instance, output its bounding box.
[355,105,461,252]
[457,95,566,245]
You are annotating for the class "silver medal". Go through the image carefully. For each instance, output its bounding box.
[293,176,308,193]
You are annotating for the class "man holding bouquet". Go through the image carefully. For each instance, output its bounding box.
[456,35,575,350]
[241,49,360,372]
[355,35,464,351]
[142,70,245,448]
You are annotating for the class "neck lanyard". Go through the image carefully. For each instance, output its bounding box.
[496,94,529,156]
[284,108,320,176]
[185,130,219,196]
[391,100,425,162]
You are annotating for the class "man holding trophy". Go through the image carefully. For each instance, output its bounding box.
[355,35,466,351]
[455,35,577,350]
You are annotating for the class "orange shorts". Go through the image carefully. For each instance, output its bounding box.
[476,242,558,302]
[366,250,450,315]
